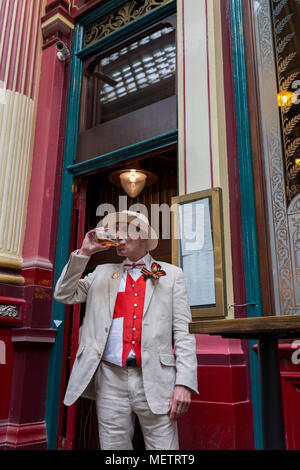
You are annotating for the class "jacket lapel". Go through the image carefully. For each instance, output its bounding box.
[143,255,157,318]
[108,262,124,317]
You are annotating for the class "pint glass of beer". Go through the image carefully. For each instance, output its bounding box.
[95,227,120,247]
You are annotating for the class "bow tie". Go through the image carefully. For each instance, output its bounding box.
[124,262,146,270]
[141,266,166,279]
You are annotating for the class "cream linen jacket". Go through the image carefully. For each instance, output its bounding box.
[54,251,199,413]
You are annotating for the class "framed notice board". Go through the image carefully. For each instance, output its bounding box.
[171,188,227,319]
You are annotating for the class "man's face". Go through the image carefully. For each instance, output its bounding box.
[115,222,147,258]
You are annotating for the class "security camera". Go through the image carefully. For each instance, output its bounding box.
[56,41,70,62]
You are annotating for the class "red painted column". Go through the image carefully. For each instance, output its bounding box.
[179,335,254,450]
[20,2,74,331]
[279,344,300,449]
[251,343,300,450]
[0,1,74,450]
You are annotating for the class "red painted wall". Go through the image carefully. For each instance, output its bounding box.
[178,335,254,450]
[279,345,300,450]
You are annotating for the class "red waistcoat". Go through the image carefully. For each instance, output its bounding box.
[113,273,146,367]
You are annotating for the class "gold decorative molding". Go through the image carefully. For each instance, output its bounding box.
[41,8,75,47]
[71,0,95,11]
[0,274,25,286]
[41,12,75,31]
[84,0,173,47]
[0,255,22,270]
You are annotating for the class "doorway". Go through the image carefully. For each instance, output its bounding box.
[57,145,178,449]
[53,0,178,450]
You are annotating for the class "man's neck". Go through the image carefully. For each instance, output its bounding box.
[127,252,147,262]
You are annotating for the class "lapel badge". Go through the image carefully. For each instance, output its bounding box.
[112,272,120,279]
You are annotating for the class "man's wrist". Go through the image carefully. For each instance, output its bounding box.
[175,384,192,393]
[77,248,91,257]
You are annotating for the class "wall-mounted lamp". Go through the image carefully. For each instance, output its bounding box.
[109,162,157,198]
[277,90,296,107]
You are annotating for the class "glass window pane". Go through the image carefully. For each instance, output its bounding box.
[81,19,176,128]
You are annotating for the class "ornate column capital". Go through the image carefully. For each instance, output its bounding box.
[45,0,70,14]
[41,1,75,49]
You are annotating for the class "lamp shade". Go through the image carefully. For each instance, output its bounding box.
[119,170,147,197]
[109,162,158,198]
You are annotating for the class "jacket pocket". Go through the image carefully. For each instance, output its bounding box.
[159,352,176,366]
[75,342,85,358]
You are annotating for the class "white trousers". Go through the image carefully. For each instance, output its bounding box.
[94,360,179,450]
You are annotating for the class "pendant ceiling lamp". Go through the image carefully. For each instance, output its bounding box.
[109,161,158,198]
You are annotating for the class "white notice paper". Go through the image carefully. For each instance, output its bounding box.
[179,198,216,307]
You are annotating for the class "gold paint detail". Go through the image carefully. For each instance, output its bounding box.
[84,0,172,47]
[0,274,25,286]
[41,12,75,31]
[72,179,79,194]
[38,279,51,287]
[71,0,95,11]
[0,254,22,269]
[34,286,52,300]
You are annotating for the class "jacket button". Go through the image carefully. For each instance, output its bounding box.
[105,327,108,332]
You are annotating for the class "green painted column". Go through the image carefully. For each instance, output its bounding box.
[230,0,264,450]
[45,22,84,450]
